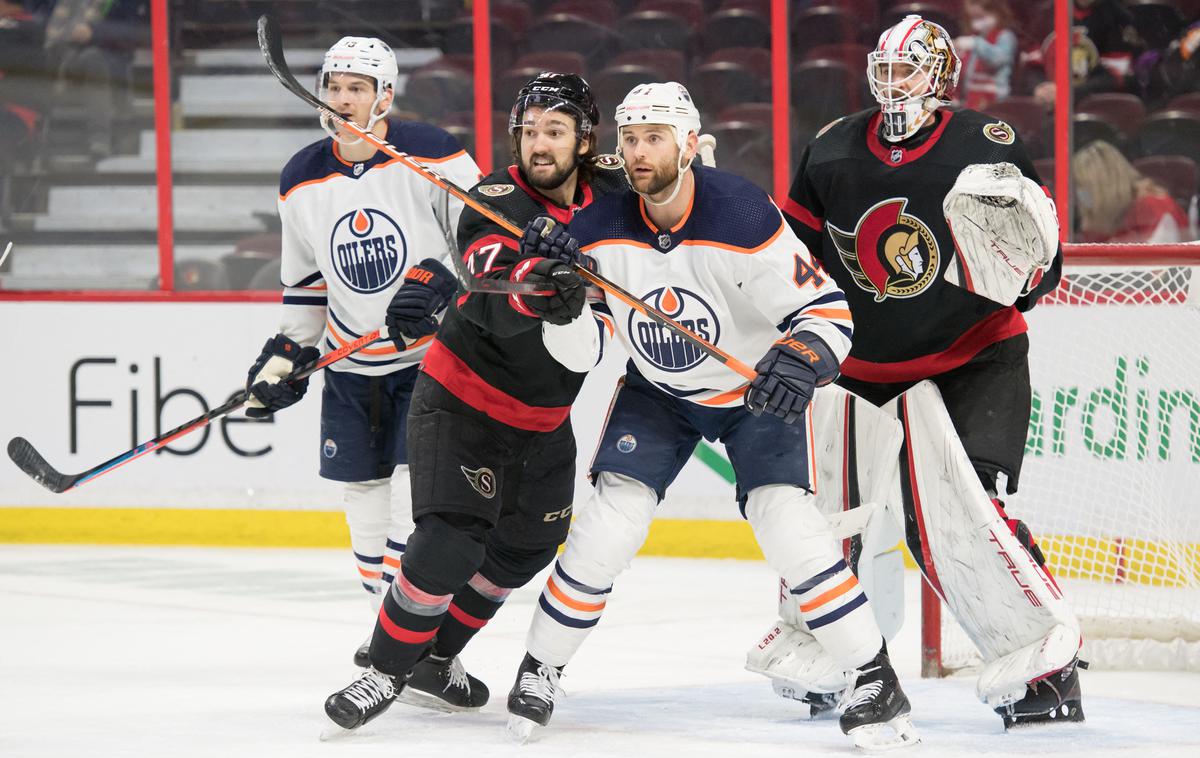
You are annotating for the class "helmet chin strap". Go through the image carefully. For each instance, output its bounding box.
[320,88,390,146]
[635,128,695,208]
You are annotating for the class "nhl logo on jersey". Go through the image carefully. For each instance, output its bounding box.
[827,198,939,301]
[657,232,672,249]
[628,286,720,372]
[983,121,1016,145]
[460,465,497,499]
[329,207,407,294]
[479,183,515,197]
[890,148,903,163]
[353,162,364,176]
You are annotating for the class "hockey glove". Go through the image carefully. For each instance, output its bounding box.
[519,258,586,325]
[245,333,321,419]
[386,258,458,347]
[520,216,594,271]
[745,332,840,425]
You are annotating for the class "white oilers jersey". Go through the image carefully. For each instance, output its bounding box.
[570,165,853,406]
[276,119,481,375]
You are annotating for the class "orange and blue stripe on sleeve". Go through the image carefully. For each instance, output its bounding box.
[789,559,867,630]
[777,292,854,342]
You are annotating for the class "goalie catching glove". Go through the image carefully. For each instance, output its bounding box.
[745,332,839,424]
[245,333,321,418]
[942,162,1058,306]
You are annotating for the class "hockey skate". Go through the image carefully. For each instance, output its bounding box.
[506,653,563,744]
[398,654,490,712]
[322,666,403,738]
[839,652,919,751]
[996,658,1085,729]
[771,679,841,720]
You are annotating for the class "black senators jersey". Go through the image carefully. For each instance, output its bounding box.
[782,107,1062,384]
[422,158,628,431]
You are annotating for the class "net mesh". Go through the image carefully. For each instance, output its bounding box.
[934,251,1200,674]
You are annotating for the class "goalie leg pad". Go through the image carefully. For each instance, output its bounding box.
[977,623,1081,708]
[895,381,1080,700]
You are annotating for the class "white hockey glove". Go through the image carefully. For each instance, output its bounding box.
[942,162,1058,306]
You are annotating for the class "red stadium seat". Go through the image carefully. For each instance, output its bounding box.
[609,49,687,82]
[691,47,771,112]
[546,0,621,27]
[617,10,693,56]
[1138,110,1200,169]
[699,8,770,55]
[528,14,619,69]
[1077,93,1147,141]
[792,6,861,59]
[1133,155,1199,210]
[634,0,705,28]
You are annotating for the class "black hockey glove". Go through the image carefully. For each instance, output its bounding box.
[520,216,594,271]
[386,258,458,348]
[245,333,321,419]
[744,332,840,425]
[520,258,586,325]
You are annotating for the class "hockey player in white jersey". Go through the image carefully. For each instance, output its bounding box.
[242,35,483,709]
[504,82,918,751]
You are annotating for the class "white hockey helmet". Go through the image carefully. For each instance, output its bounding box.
[317,36,399,143]
[867,15,960,143]
[614,82,702,205]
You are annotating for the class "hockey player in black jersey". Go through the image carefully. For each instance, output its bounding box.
[322,72,628,733]
[757,15,1084,730]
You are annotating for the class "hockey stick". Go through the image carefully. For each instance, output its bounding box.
[7,329,381,493]
[257,15,756,381]
[0,242,12,270]
[254,16,547,298]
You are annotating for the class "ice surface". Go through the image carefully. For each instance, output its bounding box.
[1,546,1197,757]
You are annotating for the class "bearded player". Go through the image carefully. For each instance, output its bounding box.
[750,15,1082,730]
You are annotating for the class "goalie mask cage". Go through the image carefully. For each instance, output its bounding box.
[922,243,1200,677]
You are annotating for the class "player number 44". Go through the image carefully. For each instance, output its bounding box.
[792,254,826,289]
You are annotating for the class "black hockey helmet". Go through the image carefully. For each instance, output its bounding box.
[508,72,600,139]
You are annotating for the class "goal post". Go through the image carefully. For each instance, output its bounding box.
[923,243,1200,676]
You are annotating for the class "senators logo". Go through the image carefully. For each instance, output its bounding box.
[628,286,720,373]
[329,208,407,294]
[827,198,939,301]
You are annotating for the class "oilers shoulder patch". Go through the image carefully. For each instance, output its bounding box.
[595,153,624,169]
[983,121,1016,145]
[478,183,515,197]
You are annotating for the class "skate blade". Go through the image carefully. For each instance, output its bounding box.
[506,714,539,744]
[848,715,921,752]
[397,686,481,714]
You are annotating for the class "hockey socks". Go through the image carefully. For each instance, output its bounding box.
[433,572,514,659]
[526,561,612,667]
[790,559,884,668]
[369,564,450,676]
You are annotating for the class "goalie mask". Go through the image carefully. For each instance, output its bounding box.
[868,15,960,143]
[614,82,702,206]
[317,36,398,145]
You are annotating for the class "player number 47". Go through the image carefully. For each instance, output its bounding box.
[792,254,826,289]
[468,242,504,275]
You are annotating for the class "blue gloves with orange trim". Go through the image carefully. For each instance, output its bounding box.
[745,332,840,424]
[386,258,458,348]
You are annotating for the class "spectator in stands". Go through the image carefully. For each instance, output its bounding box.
[41,0,148,158]
[955,0,1018,110]
[1073,0,1143,59]
[0,0,48,227]
[1136,20,1200,111]
[1073,140,1190,244]
[1032,29,1121,111]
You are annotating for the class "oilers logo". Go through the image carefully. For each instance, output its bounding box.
[329,208,407,293]
[628,286,720,373]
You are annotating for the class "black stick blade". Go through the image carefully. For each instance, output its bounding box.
[7,437,74,494]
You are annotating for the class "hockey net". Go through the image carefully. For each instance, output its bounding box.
[924,243,1200,676]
